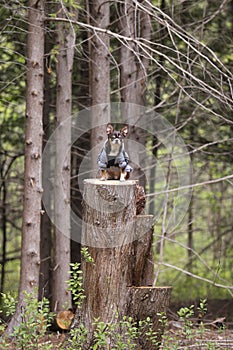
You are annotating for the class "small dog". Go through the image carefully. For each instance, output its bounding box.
[97,123,132,181]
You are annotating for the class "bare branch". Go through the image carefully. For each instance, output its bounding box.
[147,174,233,197]
[161,262,233,296]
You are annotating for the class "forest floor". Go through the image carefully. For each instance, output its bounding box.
[161,321,233,349]
[161,299,233,349]
[6,326,233,349]
[5,323,233,349]
[5,299,233,349]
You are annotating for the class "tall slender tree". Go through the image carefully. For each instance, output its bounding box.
[51,2,76,312]
[39,4,53,300]
[118,0,151,185]
[6,0,45,333]
[89,0,110,171]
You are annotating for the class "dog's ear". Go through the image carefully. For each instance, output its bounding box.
[106,123,114,135]
[120,125,128,137]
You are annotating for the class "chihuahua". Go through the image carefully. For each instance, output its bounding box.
[97,123,132,181]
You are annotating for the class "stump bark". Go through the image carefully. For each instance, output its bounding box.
[74,179,171,349]
[127,286,172,348]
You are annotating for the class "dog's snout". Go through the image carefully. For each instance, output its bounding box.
[111,135,121,144]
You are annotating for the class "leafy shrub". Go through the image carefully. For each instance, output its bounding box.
[0,290,54,350]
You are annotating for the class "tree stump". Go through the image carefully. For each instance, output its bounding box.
[127,286,172,349]
[75,179,172,349]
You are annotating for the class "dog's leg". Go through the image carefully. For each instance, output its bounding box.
[100,169,107,181]
[125,172,130,180]
[120,169,126,182]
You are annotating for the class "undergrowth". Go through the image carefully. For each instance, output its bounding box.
[0,249,230,349]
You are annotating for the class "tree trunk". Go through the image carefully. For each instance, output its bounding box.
[118,0,152,186]
[39,19,52,301]
[70,1,90,265]
[118,0,151,106]
[74,179,172,349]
[6,0,45,334]
[51,5,76,311]
[0,180,7,294]
[89,0,110,173]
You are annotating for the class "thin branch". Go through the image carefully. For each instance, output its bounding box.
[45,14,233,124]
[147,174,233,197]
[161,262,233,296]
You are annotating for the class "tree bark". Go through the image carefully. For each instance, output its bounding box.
[51,4,76,311]
[132,216,154,286]
[0,180,7,294]
[74,179,171,349]
[127,286,172,349]
[118,0,152,186]
[81,179,137,248]
[39,17,52,301]
[77,179,141,330]
[89,0,110,172]
[118,0,151,106]
[6,0,45,334]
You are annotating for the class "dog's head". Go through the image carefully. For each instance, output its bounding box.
[106,123,128,148]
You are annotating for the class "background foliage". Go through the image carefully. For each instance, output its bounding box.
[0,0,233,304]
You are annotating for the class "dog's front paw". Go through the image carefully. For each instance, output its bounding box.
[100,170,107,181]
[120,175,126,182]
